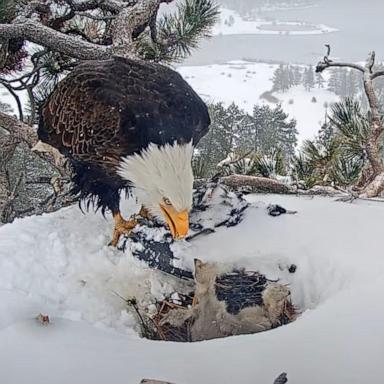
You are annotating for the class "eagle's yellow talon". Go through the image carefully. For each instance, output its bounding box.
[110,212,138,247]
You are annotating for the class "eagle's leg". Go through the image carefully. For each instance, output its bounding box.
[110,211,138,247]
[109,206,150,247]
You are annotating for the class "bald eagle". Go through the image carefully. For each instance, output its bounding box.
[38,57,210,246]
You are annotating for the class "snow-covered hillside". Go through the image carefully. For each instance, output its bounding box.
[1,195,384,384]
[178,61,339,144]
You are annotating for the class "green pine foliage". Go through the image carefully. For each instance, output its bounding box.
[293,98,372,189]
[193,101,298,178]
[193,101,245,177]
[329,98,370,164]
[137,0,220,62]
[291,153,318,189]
[218,149,286,178]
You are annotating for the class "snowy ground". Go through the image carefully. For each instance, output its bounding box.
[178,61,339,144]
[1,194,384,383]
[213,8,338,36]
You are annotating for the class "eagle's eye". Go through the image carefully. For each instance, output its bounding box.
[163,197,172,206]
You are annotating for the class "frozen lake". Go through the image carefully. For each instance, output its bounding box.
[185,0,384,65]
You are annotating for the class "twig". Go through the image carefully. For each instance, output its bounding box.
[75,11,117,21]
[112,291,154,337]
[0,81,24,121]
[273,372,288,384]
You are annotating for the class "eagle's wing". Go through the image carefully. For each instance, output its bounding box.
[39,58,210,167]
[39,69,129,168]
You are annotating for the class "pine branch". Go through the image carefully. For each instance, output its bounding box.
[0,19,112,60]
[112,0,162,58]
[138,0,219,62]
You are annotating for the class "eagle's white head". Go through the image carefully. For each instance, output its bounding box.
[118,141,194,239]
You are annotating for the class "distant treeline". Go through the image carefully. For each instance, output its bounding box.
[271,64,322,92]
[271,64,384,109]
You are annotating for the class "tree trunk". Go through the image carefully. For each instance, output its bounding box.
[360,172,384,198]
[362,69,384,177]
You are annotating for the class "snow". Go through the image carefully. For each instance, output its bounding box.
[178,62,339,144]
[278,86,338,142]
[1,194,384,383]
[213,8,338,36]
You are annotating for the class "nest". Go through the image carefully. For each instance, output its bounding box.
[150,293,195,342]
[133,270,297,343]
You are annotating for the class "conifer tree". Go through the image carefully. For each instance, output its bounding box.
[194,102,246,176]
[315,72,325,88]
[292,66,302,86]
[304,65,315,91]
[272,64,284,92]
[327,68,340,94]
[346,70,360,97]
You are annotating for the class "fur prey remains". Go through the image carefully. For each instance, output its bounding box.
[117,142,194,220]
[160,260,295,341]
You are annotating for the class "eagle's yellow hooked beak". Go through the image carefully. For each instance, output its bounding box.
[160,205,189,240]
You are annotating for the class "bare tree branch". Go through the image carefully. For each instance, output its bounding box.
[273,372,288,384]
[372,71,384,80]
[64,0,124,14]
[75,12,117,21]
[0,19,112,60]
[112,0,161,58]
[5,64,43,83]
[365,51,375,73]
[0,0,171,61]
[316,61,364,73]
